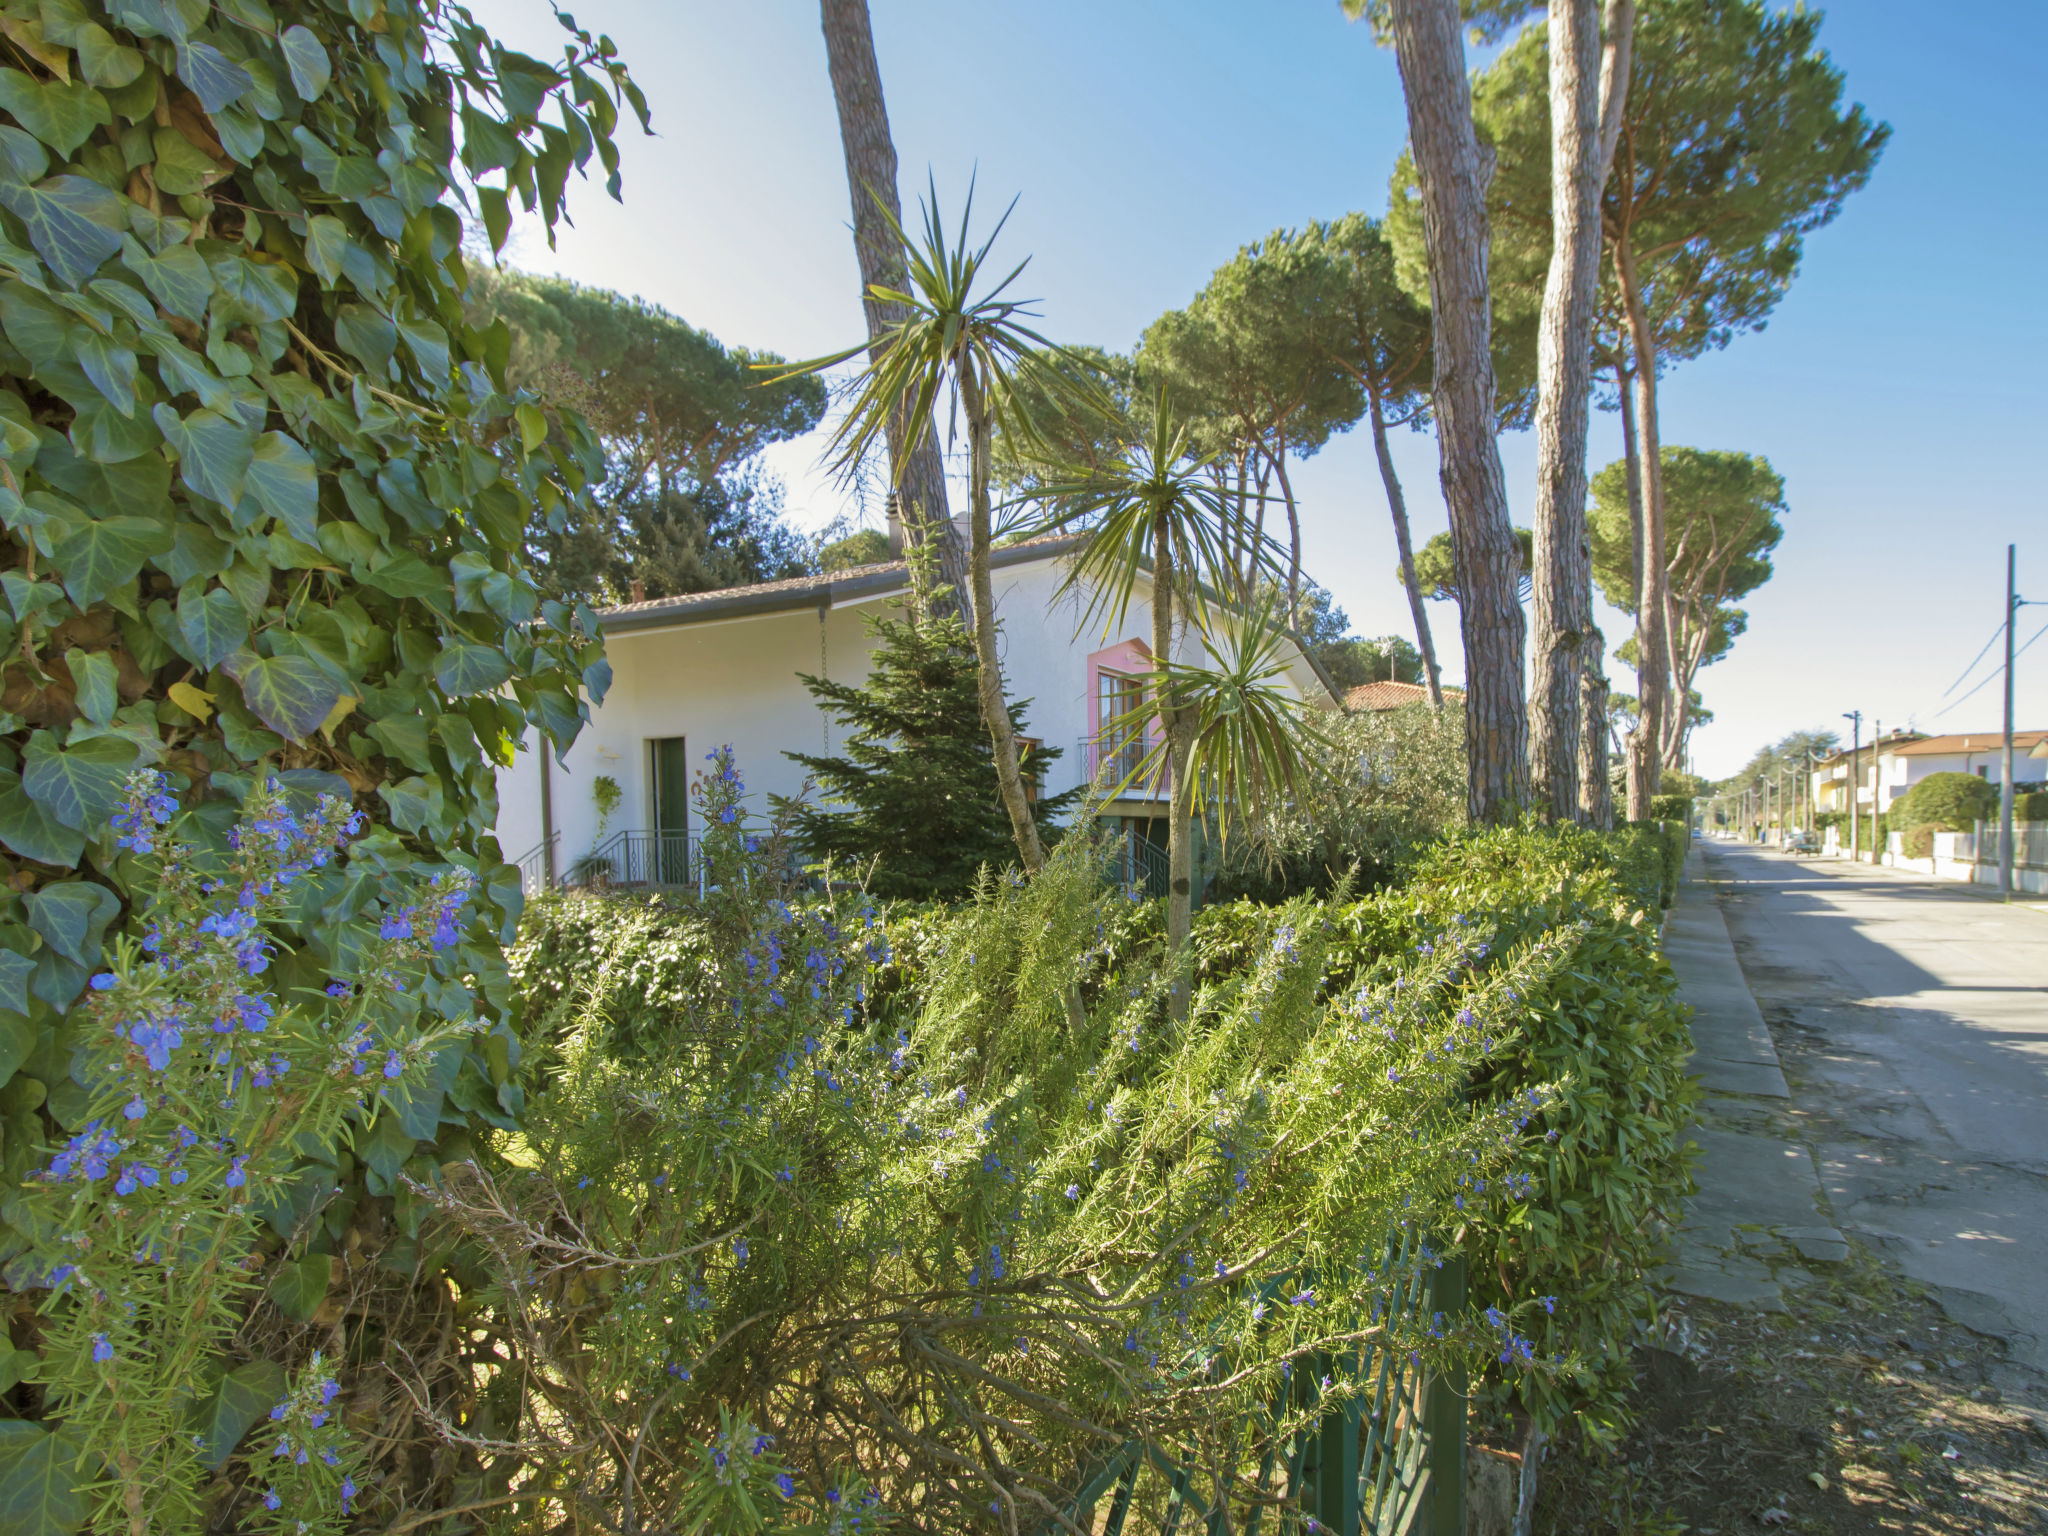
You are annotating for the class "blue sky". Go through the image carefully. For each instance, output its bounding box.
[466,0,2048,779]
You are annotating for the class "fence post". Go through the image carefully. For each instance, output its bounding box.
[1424,1258,1467,1536]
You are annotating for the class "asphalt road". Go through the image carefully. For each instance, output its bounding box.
[1702,840,2048,1400]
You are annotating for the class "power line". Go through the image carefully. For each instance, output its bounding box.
[1940,618,2008,700]
[1934,615,2048,719]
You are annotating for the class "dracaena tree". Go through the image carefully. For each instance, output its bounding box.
[780,183,1070,874]
[1017,391,1318,1015]
[0,0,644,1523]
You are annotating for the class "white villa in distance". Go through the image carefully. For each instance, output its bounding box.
[493,532,1343,889]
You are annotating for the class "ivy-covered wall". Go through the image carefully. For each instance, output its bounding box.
[0,0,642,1500]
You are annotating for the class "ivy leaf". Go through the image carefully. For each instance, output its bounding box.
[124,240,211,322]
[52,516,172,610]
[222,651,341,742]
[166,678,213,720]
[0,949,34,1017]
[477,185,511,255]
[396,317,449,383]
[0,69,110,158]
[267,1252,332,1324]
[21,730,140,830]
[175,586,247,671]
[75,24,145,90]
[333,305,396,375]
[62,648,118,725]
[280,24,331,101]
[147,126,225,197]
[0,777,84,867]
[245,432,318,543]
[152,405,253,509]
[73,332,136,416]
[304,213,349,287]
[356,1111,414,1191]
[174,41,252,115]
[188,1359,287,1471]
[24,880,120,966]
[0,1420,89,1536]
[0,174,125,287]
[434,641,511,698]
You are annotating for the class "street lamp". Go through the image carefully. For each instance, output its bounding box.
[1842,711,1863,864]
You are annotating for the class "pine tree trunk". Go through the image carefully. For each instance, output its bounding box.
[819,0,969,606]
[1272,443,1303,627]
[1370,387,1444,707]
[956,364,1045,871]
[1578,625,1614,827]
[1595,0,1636,181]
[1386,0,1528,822]
[1529,0,1604,823]
[1614,241,1668,822]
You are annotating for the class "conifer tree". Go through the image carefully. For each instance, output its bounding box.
[785,606,1077,899]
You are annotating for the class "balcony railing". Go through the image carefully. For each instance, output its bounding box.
[511,833,559,897]
[566,830,700,891]
[1080,734,1169,800]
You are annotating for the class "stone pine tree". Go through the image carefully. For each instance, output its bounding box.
[818,0,969,602]
[783,603,1075,900]
[1349,0,1530,823]
[1311,214,1445,707]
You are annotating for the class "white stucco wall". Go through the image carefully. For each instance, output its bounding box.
[493,553,1324,879]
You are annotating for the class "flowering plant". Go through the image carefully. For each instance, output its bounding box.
[439,747,1574,1533]
[14,772,479,1535]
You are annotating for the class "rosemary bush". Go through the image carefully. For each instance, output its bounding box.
[12,770,482,1533]
[454,749,1578,1533]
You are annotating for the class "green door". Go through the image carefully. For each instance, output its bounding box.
[651,736,689,885]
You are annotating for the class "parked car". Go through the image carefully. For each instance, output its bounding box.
[1784,829,1819,855]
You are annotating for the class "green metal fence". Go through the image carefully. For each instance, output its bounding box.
[1041,1240,1466,1535]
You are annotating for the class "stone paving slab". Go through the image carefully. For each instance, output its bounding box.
[1661,848,1843,1311]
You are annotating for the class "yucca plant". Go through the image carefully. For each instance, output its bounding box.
[1014,391,1319,1013]
[776,182,1085,873]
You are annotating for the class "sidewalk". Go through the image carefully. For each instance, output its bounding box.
[1659,847,1848,1310]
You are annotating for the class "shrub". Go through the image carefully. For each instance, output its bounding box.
[2018,788,2048,825]
[530,818,1698,1446]
[1647,792,1694,824]
[13,774,485,1532]
[1213,701,1465,901]
[1893,771,1998,836]
[456,751,1580,1529]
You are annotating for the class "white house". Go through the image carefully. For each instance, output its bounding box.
[493,534,1342,889]
[1882,730,2048,801]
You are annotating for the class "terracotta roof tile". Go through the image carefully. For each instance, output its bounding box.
[1343,680,1458,712]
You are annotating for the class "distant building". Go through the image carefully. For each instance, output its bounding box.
[1809,728,2047,816]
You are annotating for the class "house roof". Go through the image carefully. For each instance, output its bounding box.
[1811,731,1924,766]
[595,533,1344,708]
[597,533,1081,633]
[1344,680,1458,712]
[1891,730,2048,757]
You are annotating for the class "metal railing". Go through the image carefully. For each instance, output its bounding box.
[566,830,699,891]
[1971,819,2048,871]
[1082,734,1169,800]
[1104,831,1172,902]
[511,833,559,897]
[1043,1237,1465,1536]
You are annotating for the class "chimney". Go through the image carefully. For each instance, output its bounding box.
[629,578,646,604]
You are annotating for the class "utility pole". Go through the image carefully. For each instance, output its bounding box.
[1842,711,1862,863]
[2001,544,2016,899]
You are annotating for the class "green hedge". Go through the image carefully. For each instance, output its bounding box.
[513,823,1697,1439]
